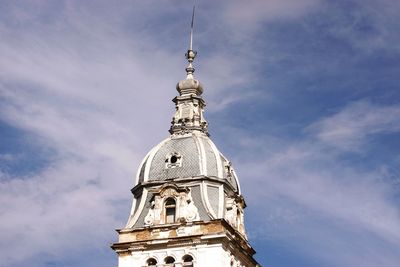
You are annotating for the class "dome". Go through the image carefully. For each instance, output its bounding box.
[125,48,247,238]
[135,131,240,192]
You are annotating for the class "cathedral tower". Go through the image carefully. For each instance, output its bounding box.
[111,11,260,267]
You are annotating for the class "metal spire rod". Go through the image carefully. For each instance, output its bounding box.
[189,5,195,51]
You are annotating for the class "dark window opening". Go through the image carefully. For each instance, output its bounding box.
[183,255,193,262]
[170,155,178,163]
[165,256,175,264]
[183,255,194,266]
[165,198,176,223]
[146,258,157,266]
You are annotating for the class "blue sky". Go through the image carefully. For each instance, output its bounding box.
[0,1,399,266]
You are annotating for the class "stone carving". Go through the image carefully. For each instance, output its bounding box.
[144,184,199,225]
[225,198,238,228]
[225,197,246,237]
[225,161,233,181]
[181,102,193,121]
[144,201,155,226]
[160,188,178,198]
[178,192,199,222]
[237,209,246,237]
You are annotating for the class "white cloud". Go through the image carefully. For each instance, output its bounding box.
[326,0,400,54]
[216,101,400,267]
[235,135,400,266]
[1,1,400,267]
[225,0,323,32]
[306,101,400,151]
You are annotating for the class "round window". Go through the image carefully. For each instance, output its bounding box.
[170,155,178,164]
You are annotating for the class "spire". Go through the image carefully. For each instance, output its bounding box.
[185,5,197,79]
[170,5,208,136]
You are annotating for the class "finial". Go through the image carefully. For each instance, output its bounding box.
[185,5,197,79]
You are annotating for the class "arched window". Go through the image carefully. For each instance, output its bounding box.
[165,198,176,223]
[146,257,157,266]
[164,256,175,267]
[182,255,194,266]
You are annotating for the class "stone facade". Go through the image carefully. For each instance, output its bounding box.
[112,220,257,267]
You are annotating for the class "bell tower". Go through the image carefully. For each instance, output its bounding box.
[111,7,260,267]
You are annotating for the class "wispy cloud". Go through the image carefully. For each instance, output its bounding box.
[236,134,400,266]
[0,1,275,266]
[0,3,176,266]
[306,100,400,151]
[0,1,400,267]
[325,0,400,54]
[225,0,323,32]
